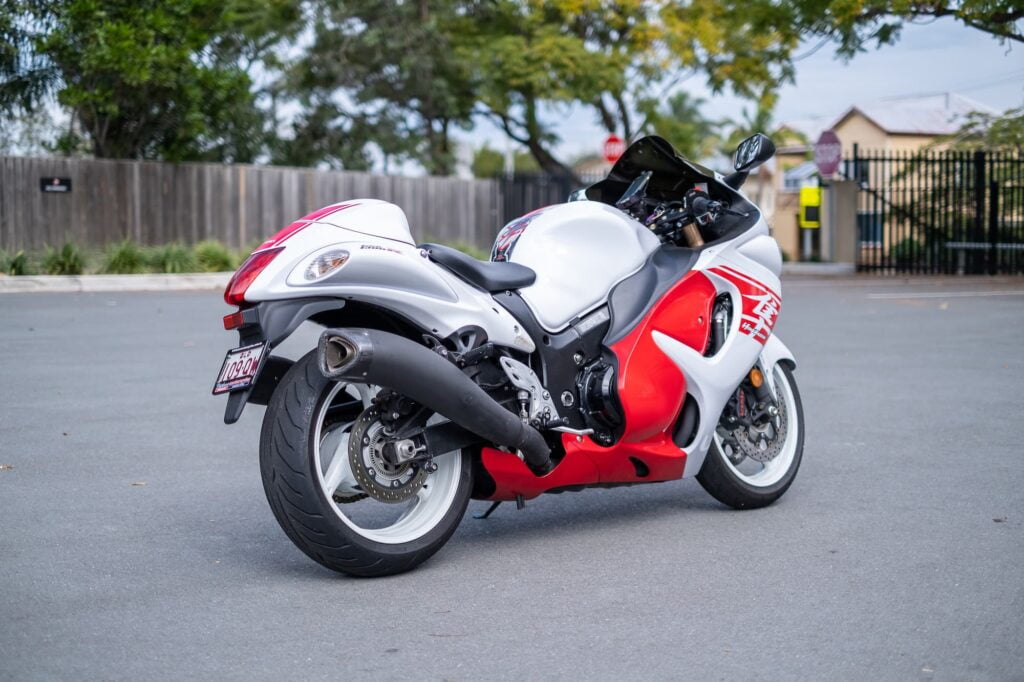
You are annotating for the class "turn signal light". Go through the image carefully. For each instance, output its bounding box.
[748,367,764,388]
[224,247,284,306]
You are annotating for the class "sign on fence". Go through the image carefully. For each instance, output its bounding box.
[40,177,72,193]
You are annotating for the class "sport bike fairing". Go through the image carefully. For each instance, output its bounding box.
[242,199,535,353]
[233,138,792,498]
[584,135,758,245]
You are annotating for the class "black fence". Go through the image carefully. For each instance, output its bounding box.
[847,148,1024,274]
[499,173,604,230]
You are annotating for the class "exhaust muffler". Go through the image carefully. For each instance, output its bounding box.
[318,328,552,475]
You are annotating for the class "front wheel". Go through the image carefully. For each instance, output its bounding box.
[697,363,804,509]
[259,351,472,577]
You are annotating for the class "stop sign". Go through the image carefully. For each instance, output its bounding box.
[814,130,842,177]
[603,135,626,164]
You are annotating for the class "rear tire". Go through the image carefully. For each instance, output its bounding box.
[697,363,804,509]
[259,350,472,577]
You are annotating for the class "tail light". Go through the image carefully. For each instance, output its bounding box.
[224,247,284,306]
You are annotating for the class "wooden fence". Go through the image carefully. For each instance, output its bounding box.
[0,156,507,252]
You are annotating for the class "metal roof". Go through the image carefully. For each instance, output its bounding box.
[778,93,998,141]
[831,93,996,136]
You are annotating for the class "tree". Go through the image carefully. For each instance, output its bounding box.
[637,92,724,161]
[455,0,802,178]
[0,0,300,161]
[471,144,541,178]
[946,106,1024,153]
[281,0,476,175]
[786,0,1023,52]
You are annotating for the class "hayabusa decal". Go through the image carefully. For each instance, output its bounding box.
[490,207,548,262]
[709,265,781,345]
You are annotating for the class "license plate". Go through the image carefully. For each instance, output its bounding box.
[213,342,267,395]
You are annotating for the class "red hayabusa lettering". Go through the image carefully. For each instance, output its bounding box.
[709,266,781,345]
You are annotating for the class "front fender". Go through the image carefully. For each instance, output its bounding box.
[759,334,796,397]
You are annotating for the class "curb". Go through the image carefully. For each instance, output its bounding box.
[781,262,857,276]
[0,273,232,294]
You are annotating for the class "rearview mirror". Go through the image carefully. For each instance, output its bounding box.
[734,133,776,173]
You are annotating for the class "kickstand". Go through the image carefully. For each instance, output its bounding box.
[474,501,502,520]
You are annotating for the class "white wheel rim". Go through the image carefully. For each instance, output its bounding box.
[313,382,462,545]
[713,365,799,488]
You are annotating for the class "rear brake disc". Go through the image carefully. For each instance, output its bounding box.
[347,406,426,503]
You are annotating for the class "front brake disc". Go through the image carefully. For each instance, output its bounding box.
[735,395,788,463]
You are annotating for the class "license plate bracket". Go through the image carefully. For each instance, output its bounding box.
[213,342,267,395]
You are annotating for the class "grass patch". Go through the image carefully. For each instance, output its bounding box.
[194,240,235,272]
[103,241,147,274]
[6,250,32,275]
[42,243,85,275]
[147,243,197,273]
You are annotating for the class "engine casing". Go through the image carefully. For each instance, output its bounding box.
[492,202,660,331]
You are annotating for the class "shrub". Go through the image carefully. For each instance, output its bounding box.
[148,243,197,273]
[194,240,234,272]
[42,243,85,275]
[892,238,923,264]
[6,250,31,275]
[103,241,147,274]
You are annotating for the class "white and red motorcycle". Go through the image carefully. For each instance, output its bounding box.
[215,134,803,576]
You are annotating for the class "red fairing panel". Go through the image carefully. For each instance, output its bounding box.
[481,270,717,501]
[482,434,686,501]
[255,202,359,251]
[708,265,780,345]
[610,270,717,442]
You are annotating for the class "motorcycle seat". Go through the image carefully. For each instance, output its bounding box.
[420,243,537,292]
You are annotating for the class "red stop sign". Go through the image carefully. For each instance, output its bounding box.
[814,130,842,177]
[603,135,626,164]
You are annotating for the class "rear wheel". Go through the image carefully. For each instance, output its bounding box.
[697,363,804,509]
[259,351,472,577]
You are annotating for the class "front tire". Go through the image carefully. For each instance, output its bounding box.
[697,363,804,509]
[259,350,472,577]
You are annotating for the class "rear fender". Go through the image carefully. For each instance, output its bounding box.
[223,297,422,424]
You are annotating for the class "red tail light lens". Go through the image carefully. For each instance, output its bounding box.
[224,247,284,306]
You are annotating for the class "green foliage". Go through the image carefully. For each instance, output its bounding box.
[471,145,541,178]
[7,250,31,275]
[42,242,85,275]
[147,243,197,274]
[1,0,301,161]
[7,249,30,274]
[638,93,724,161]
[102,240,146,274]
[946,107,1024,154]
[278,0,474,175]
[783,0,1023,56]
[892,237,924,264]
[4,0,1017,177]
[193,240,235,272]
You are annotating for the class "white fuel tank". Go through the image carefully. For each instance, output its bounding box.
[492,201,660,331]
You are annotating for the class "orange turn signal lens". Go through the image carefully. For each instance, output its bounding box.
[748,368,764,388]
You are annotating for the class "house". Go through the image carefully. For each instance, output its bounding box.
[770,93,996,260]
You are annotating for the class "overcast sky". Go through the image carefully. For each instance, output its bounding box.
[460,17,1023,164]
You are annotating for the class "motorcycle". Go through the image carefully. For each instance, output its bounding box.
[214,133,804,577]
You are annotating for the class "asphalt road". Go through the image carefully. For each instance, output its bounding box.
[2,277,1023,680]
